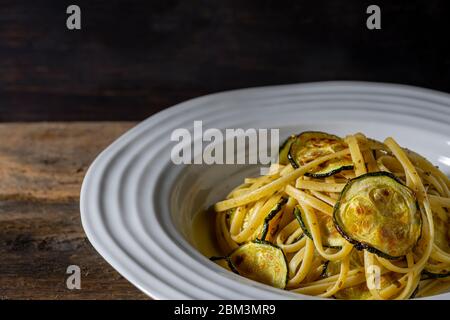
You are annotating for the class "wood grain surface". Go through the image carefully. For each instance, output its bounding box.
[0,122,148,299]
[1,0,449,300]
[1,0,449,122]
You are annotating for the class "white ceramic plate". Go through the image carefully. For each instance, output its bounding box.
[80,81,450,299]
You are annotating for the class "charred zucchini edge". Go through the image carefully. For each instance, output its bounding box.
[279,135,297,165]
[260,197,288,241]
[421,270,450,279]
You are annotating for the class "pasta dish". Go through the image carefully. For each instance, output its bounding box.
[211,131,450,299]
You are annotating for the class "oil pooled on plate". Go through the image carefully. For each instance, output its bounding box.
[191,208,222,257]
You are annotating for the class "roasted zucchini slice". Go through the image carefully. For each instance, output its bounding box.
[294,205,346,248]
[228,240,288,289]
[334,172,421,259]
[287,131,353,177]
[279,135,297,165]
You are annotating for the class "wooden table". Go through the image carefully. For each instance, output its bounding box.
[0,122,148,299]
[1,1,449,300]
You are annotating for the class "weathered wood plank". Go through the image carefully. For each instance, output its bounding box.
[1,1,449,121]
[0,122,148,299]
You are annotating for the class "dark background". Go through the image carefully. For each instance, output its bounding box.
[1,0,449,121]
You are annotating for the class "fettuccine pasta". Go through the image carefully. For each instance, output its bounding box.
[211,131,450,300]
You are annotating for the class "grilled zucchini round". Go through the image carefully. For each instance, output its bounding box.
[228,240,288,289]
[333,172,422,259]
[287,131,353,177]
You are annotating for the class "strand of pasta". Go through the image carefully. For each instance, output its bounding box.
[215,212,238,254]
[279,236,307,253]
[354,133,389,152]
[247,175,278,191]
[231,194,282,243]
[431,244,450,263]
[288,247,305,277]
[214,148,352,212]
[410,206,435,272]
[363,149,379,172]
[320,255,350,297]
[277,196,296,229]
[266,163,286,175]
[229,171,282,198]
[286,228,304,244]
[275,219,299,242]
[376,256,411,273]
[424,261,450,273]
[287,238,315,287]
[280,164,294,176]
[324,176,340,200]
[376,256,412,273]
[416,167,446,195]
[230,200,264,237]
[406,149,450,189]
[340,171,356,180]
[324,176,334,183]
[226,183,251,199]
[305,267,365,285]
[370,275,408,300]
[421,280,450,297]
[219,211,239,251]
[430,203,448,222]
[394,253,418,300]
[285,185,334,216]
[377,155,405,174]
[300,201,353,261]
[364,251,384,300]
[276,219,307,253]
[227,177,271,199]
[244,174,278,185]
[291,268,366,295]
[304,257,327,283]
[295,179,346,193]
[346,135,367,177]
[436,175,450,197]
[428,194,450,208]
[416,279,436,297]
[309,190,337,206]
[371,258,418,300]
[229,206,248,235]
[229,188,252,198]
